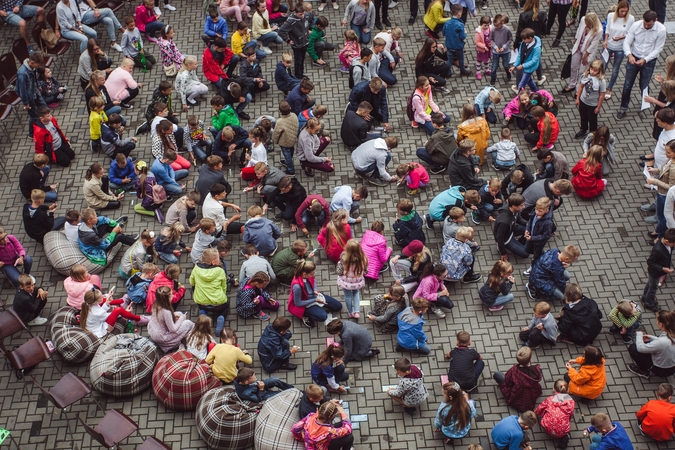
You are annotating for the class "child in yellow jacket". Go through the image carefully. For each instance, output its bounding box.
[88,96,108,153]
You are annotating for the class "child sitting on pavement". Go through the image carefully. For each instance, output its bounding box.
[608,299,642,345]
[386,357,429,415]
[233,367,294,402]
[519,301,558,349]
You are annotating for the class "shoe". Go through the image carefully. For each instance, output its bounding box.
[388,0,398,7]
[332,2,339,8]
[462,273,482,284]
[424,214,434,229]
[318,2,325,10]
[501,118,509,127]
[215,315,225,337]
[639,155,655,161]
[120,103,133,109]
[47,102,60,108]
[27,316,48,326]
[552,39,560,47]
[303,167,315,177]
[153,6,161,15]
[488,305,504,311]
[643,303,661,312]
[511,85,519,94]
[136,315,150,326]
[253,311,270,320]
[482,0,487,8]
[261,46,273,55]
[164,3,176,10]
[645,215,658,224]
[604,91,612,100]
[523,266,532,277]
[375,21,383,30]
[312,60,326,67]
[535,75,546,85]
[115,215,129,225]
[238,111,250,120]
[641,202,656,212]
[279,362,298,370]
[302,317,316,328]
[476,71,482,80]
[574,130,588,139]
[525,342,540,349]
[559,87,575,94]
[135,122,150,135]
[147,36,158,43]
[429,166,446,175]
[460,70,472,76]
[340,66,350,73]
[27,45,35,55]
[436,86,450,94]
[407,189,420,196]
[383,19,392,27]
[622,337,633,345]
[369,347,380,355]
[403,407,416,415]
[639,162,646,168]
[557,335,574,344]
[408,15,416,24]
[411,120,419,129]
[430,306,446,318]
[379,263,389,273]
[616,109,627,119]
[471,211,480,225]
[111,43,123,52]
[367,176,388,186]
[628,363,650,378]
[525,283,537,299]
[352,312,360,319]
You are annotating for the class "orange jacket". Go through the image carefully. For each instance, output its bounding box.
[567,356,606,399]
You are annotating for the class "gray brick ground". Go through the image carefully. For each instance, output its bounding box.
[0,0,674,448]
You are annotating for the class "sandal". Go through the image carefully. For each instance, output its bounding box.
[565,18,576,27]
[640,155,655,161]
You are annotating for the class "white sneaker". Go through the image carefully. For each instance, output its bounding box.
[318,3,325,10]
[430,306,446,319]
[261,46,273,55]
[523,266,532,277]
[535,75,547,85]
[153,6,161,15]
[388,1,398,7]
[28,316,48,326]
[164,3,176,10]
[111,43,123,52]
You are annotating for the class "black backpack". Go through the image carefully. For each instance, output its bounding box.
[405,93,422,121]
[348,65,363,89]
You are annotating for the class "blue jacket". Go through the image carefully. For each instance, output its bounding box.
[274,61,300,94]
[525,209,553,244]
[491,415,524,450]
[257,323,292,372]
[212,125,249,160]
[233,379,264,403]
[125,274,152,304]
[585,423,633,450]
[203,16,228,41]
[77,217,119,266]
[108,158,137,186]
[514,36,542,74]
[16,59,45,106]
[243,217,281,256]
[443,18,467,51]
[397,307,427,350]
[529,248,566,297]
[151,158,181,190]
[286,84,308,115]
[429,186,466,221]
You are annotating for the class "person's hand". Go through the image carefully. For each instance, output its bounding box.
[637,58,646,66]
[507,275,515,283]
[317,58,325,65]
[253,296,260,304]
[272,25,278,30]
[288,40,294,46]
[645,95,657,104]
[0,261,4,268]
[301,227,309,236]
[245,153,251,161]
[290,346,299,354]
[562,261,570,269]
[308,251,315,258]
[628,54,636,65]
[554,198,561,207]
[429,76,437,83]
[439,289,449,296]
[123,177,130,183]
[242,349,249,354]
[474,167,480,174]
[363,27,370,33]
[575,97,580,107]
[0,10,7,17]
[190,225,199,232]
[383,122,391,132]
[368,314,375,322]
[594,105,601,114]
[173,249,181,256]
[390,175,398,182]
[341,19,347,26]
[391,255,399,265]
[14,256,24,267]
[257,381,265,390]
[182,104,189,112]
[602,40,608,49]
[565,362,572,369]
[664,267,674,273]
[48,202,58,212]
[536,323,544,330]
[390,62,395,69]
[231,213,241,221]
[269,298,277,306]
[118,193,125,200]
[37,288,48,300]
[643,334,652,343]
[24,104,31,110]
[521,326,530,332]
[131,137,138,143]
[509,66,515,74]
[655,73,665,84]
[501,254,509,262]
[112,225,122,233]
[354,217,362,223]
[291,223,297,232]
[216,33,222,38]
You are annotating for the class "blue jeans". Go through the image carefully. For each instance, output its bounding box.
[656,193,667,238]
[490,52,510,82]
[643,273,660,308]
[258,32,283,46]
[477,202,494,220]
[447,48,467,73]
[62,25,97,53]
[81,8,121,44]
[301,210,325,230]
[104,106,125,126]
[158,251,179,264]
[551,270,571,301]
[236,93,253,114]
[40,165,58,202]
[304,295,343,322]
[242,40,267,60]
[378,55,398,86]
[258,377,294,400]
[350,23,371,44]
[145,20,164,38]
[493,293,515,306]
[417,113,450,135]
[355,152,392,178]
[505,235,530,259]
[398,341,431,355]
[516,70,538,92]
[416,147,444,171]
[620,59,656,110]
[1,254,33,286]
[192,140,212,161]
[605,49,625,90]
[343,289,361,314]
[280,146,295,174]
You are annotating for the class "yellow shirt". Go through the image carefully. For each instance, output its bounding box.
[231,31,251,56]
[423,2,450,31]
[89,110,108,140]
[205,343,252,383]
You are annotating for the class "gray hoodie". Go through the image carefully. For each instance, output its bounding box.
[350,58,371,86]
[190,229,225,264]
[239,255,276,283]
[338,320,373,363]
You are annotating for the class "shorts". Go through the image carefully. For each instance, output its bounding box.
[3,5,39,26]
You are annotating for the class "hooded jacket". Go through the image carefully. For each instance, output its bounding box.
[101,123,135,158]
[257,323,292,373]
[298,392,327,419]
[361,230,392,280]
[318,223,352,263]
[572,158,604,199]
[165,196,194,230]
[77,217,119,266]
[393,211,426,247]
[274,61,300,94]
[557,296,603,346]
[456,117,491,164]
[108,158,137,187]
[493,207,527,257]
[19,163,53,200]
[567,356,606,399]
[515,12,547,46]
[440,238,473,281]
[351,137,392,181]
[189,263,227,306]
[236,279,273,318]
[522,178,560,219]
[443,17,467,50]
[448,148,485,191]
[271,247,302,283]
[499,364,543,411]
[64,276,97,310]
[212,125,248,162]
[341,109,371,148]
[388,364,429,406]
[397,307,427,350]
[259,166,285,205]
[295,195,330,230]
[534,393,576,438]
[243,216,281,256]
[125,273,153,305]
[22,204,54,244]
[424,126,456,168]
[202,44,234,83]
[194,166,230,207]
[33,117,67,163]
[514,35,543,73]
[278,13,309,48]
[276,178,307,222]
[83,176,116,210]
[203,15,228,41]
[273,112,299,148]
[525,208,554,244]
[530,249,567,297]
[146,270,187,313]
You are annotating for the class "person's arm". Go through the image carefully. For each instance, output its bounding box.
[645,28,667,63]
[493,221,510,256]
[307,29,320,62]
[387,379,407,398]
[665,187,675,229]
[622,23,636,56]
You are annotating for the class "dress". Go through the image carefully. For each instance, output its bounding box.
[147,309,194,352]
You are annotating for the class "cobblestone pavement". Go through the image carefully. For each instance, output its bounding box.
[0,0,674,448]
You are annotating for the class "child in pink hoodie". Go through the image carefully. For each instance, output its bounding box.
[473,16,492,80]
[396,162,429,196]
[361,221,392,280]
[413,264,454,319]
[64,264,102,310]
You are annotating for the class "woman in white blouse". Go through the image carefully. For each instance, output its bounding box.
[602,1,634,100]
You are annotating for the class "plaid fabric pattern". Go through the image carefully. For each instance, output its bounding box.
[49,306,101,363]
[49,306,79,335]
[152,350,222,411]
[43,231,122,276]
[255,388,304,450]
[89,333,160,397]
[196,386,261,450]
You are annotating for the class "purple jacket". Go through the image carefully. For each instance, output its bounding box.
[0,235,27,265]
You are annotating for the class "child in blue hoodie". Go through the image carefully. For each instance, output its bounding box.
[233,367,294,403]
[396,298,430,355]
[125,263,158,304]
[243,205,281,256]
[491,412,538,450]
[510,28,541,93]
[584,413,634,450]
[202,5,229,45]
[274,52,301,94]
[108,154,138,192]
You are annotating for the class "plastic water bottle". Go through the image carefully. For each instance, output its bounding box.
[126,319,134,334]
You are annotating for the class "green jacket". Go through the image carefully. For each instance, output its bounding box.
[307,27,325,62]
[189,263,228,306]
[271,247,300,283]
[211,105,240,131]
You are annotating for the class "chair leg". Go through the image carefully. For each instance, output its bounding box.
[11,106,23,125]
[0,121,12,141]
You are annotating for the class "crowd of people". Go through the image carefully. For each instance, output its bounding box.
[3,0,675,446]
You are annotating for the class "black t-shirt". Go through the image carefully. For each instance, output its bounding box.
[447,346,481,388]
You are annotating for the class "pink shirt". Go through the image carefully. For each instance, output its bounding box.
[104,67,138,101]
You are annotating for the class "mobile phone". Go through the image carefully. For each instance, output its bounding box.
[108,286,115,296]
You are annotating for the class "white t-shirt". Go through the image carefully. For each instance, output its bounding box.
[605,13,635,51]
[64,222,79,245]
[654,128,675,169]
[202,193,226,233]
[150,115,179,139]
[247,142,267,168]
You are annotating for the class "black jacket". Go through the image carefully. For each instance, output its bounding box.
[277,13,310,48]
[393,212,426,247]
[219,78,250,106]
[19,163,53,200]
[22,203,54,244]
[276,178,307,222]
[415,49,448,77]
[13,289,43,323]
[212,126,249,163]
[647,241,673,278]
[194,165,232,205]
[447,148,485,191]
[348,80,389,123]
[500,163,534,198]
[298,392,327,419]
[493,207,527,256]
[514,10,547,47]
[557,296,603,346]
[340,109,371,148]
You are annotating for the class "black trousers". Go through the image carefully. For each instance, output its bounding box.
[53,143,76,167]
[96,223,137,247]
[629,343,675,377]
[372,0,388,23]
[578,100,598,133]
[328,434,354,450]
[292,46,307,79]
[546,2,572,40]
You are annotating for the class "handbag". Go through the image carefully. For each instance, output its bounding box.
[560,54,572,80]
[163,64,177,77]
[40,27,59,50]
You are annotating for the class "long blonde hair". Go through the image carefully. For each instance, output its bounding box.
[665,55,675,82]
[612,0,630,23]
[488,260,512,291]
[583,59,606,81]
[325,209,350,251]
[583,13,602,36]
[584,145,604,172]
[341,239,368,277]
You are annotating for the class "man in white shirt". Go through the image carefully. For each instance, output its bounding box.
[201,183,242,235]
[71,0,124,51]
[617,10,666,119]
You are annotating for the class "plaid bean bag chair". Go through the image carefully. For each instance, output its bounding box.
[89,333,159,397]
[255,388,303,450]
[196,386,261,450]
[152,350,222,411]
[43,230,122,276]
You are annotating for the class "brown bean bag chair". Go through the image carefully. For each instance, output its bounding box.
[196,386,261,450]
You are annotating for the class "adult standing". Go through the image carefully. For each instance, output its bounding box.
[514,0,546,85]
[650,0,667,24]
[602,1,634,100]
[628,310,675,378]
[342,0,375,45]
[646,140,675,242]
[493,193,530,261]
[78,39,113,90]
[0,0,44,52]
[83,162,124,211]
[104,58,141,108]
[616,10,666,120]
[414,39,451,91]
[56,0,97,53]
[348,78,389,131]
[545,0,573,48]
[16,52,46,138]
[69,0,124,52]
[351,136,399,186]
[560,13,602,94]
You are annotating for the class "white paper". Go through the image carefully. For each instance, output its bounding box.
[642,87,651,111]
[601,48,610,65]
[644,165,657,190]
[510,49,518,64]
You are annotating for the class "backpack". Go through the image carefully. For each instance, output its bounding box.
[348,65,363,89]
[405,93,422,121]
[151,183,167,204]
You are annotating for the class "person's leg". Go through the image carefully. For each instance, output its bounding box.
[391,258,412,282]
[0,265,22,286]
[292,46,305,79]
[524,129,540,145]
[327,434,354,450]
[124,87,140,103]
[173,169,189,181]
[62,28,91,53]
[418,121,434,135]
[629,343,656,372]
[493,293,515,306]
[415,147,443,171]
[409,0,418,19]
[619,60,640,111]
[109,231,138,247]
[163,182,184,196]
[607,50,624,90]
[105,306,141,327]
[435,295,454,310]
[378,64,397,86]
[642,274,660,309]
[505,239,530,258]
[304,305,328,322]
[493,371,505,385]
[322,294,343,313]
[158,251,179,264]
[578,101,589,133]
[280,146,295,174]
[343,289,354,313]
[415,343,431,355]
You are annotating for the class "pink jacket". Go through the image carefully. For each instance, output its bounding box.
[134,4,156,33]
[406,163,429,189]
[104,67,138,101]
[64,276,99,310]
[474,26,489,53]
[502,89,555,119]
[413,274,442,302]
[412,88,439,124]
[0,235,26,265]
[339,40,361,66]
[361,230,392,280]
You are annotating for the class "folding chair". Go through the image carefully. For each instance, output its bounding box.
[76,409,139,450]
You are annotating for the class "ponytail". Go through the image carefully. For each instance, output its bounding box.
[542,113,552,145]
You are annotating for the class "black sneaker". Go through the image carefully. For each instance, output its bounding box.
[135,122,150,135]
[424,214,434,229]
[382,18,392,27]
[574,130,588,139]
[408,15,416,24]
[471,211,480,225]
[120,102,133,109]
[462,273,482,284]
[616,109,627,120]
[525,341,540,349]
[302,317,315,328]
[609,324,620,333]
[552,39,560,47]
[379,263,389,273]
[374,21,383,30]
[279,362,298,370]
[312,61,326,67]
[279,160,288,168]
[628,363,650,378]
[525,283,537,300]
[429,166,446,175]
[115,215,129,225]
[367,176,388,186]
[238,111,250,120]
[403,407,416,415]
[460,70,472,76]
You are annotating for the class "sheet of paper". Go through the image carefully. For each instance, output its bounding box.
[601,48,610,65]
[642,87,650,111]
[510,49,518,64]
[643,165,657,190]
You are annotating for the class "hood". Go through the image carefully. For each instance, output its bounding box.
[194,263,225,282]
[24,204,39,219]
[552,393,574,403]
[361,230,386,247]
[399,307,423,326]
[372,138,388,151]
[78,222,95,234]
[352,59,367,71]
[567,296,598,317]
[449,147,472,167]
[407,364,424,379]
[209,45,223,62]
[64,278,92,298]
[513,365,543,385]
[401,211,422,228]
[245,216,268,230]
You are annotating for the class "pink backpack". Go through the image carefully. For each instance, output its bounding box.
[151,183,167,204]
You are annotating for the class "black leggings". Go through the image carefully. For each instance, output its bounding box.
[372,0,388,23]
[123,87,139,105]
[292,46,307,79]
[328,434,354,450]
[546,2,572,40]
[629,343,675,378]
[96,223,137,247]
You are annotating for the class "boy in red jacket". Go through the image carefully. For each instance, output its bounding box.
[202,37,236,89]
[33,107,75,167]
[637,383,675,441]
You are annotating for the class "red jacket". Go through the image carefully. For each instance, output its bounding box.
[536,112,559,148]
[636,399,675,441]
[499,364,543,412]
[287,276,314,318]
[134,4,156,33]
[317,224,352,263]
[534,394,575,438]
[202,45,233,83]
[33,117,67,163]
[571,159,604,199]
[145,270,186,313]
